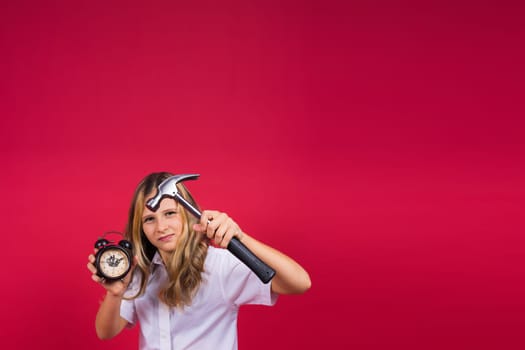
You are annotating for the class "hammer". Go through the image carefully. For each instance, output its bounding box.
[146,174,275,284]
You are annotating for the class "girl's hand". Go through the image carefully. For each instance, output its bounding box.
[87,249,138,297]
[193,210,244,248]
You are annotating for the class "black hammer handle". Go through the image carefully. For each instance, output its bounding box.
[175,193,276,284]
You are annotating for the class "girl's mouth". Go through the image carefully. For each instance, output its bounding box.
[159,234,174,242]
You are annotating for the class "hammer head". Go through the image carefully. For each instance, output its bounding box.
[145,174,199,212]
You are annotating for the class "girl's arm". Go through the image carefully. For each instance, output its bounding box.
[197,210,312,295]
[94,293,129,339]
[87,253,134,339]
[237,233,311,294]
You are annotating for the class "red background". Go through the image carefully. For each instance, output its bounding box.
[1,1,524,349]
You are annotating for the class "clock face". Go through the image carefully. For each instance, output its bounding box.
[97,247,130,279]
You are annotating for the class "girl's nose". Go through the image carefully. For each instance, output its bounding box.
[157,218,168,232]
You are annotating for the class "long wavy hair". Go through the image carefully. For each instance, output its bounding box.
[125,172,209,308]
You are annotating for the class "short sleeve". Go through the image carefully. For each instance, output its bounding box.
[216,249,278,307]
[120,298,137,327]
[120,270,141,326]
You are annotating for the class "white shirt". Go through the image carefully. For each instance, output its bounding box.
[121,246,277,350]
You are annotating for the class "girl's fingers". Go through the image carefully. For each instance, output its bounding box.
[214,220,231,245]
[196,210,244,247]
[87,262,98,274]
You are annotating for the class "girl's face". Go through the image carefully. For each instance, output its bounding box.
[141,197,184,261]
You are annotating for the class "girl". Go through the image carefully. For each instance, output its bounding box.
[87,172,311,350]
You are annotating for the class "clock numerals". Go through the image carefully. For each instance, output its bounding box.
[97,248,131,280]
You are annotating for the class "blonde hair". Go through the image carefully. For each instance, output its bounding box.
[125,172,208,308]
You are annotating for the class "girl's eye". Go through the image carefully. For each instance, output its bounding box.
[166,211,177,216]
[143,217,154,223]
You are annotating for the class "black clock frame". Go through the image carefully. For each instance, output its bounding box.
[94,231,133,281]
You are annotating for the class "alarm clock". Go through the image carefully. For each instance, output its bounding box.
[94,231,133,281]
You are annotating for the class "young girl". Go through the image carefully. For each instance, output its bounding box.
[87,172,311,350]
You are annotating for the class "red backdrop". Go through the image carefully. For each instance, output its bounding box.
[1,1,524,349]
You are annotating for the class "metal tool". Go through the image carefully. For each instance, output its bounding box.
[146,174,275,284]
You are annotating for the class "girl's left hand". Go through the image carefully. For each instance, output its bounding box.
[193,210,244,248]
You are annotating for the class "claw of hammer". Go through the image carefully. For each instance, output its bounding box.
[145,173,200,213]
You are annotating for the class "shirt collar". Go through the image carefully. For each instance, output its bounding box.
[151,251,165,271]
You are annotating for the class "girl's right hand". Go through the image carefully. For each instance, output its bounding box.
[87,249,137,297]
